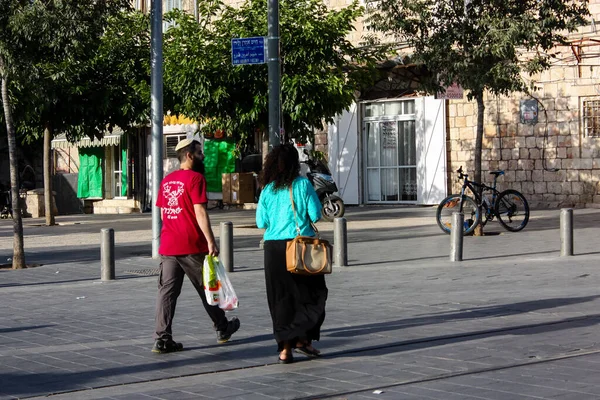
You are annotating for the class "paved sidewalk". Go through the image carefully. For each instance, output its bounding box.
[2,206,600,399]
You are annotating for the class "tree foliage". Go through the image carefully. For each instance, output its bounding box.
[369,0,589,99]
[3,2,150,142]
[163,0,380,149]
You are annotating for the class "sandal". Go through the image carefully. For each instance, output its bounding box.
[295,343,321,358]
[278,350,294,364]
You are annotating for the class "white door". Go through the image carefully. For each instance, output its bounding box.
[416,97,447,204]
[327,103,359,204]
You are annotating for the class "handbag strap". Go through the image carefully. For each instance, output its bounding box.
[289,185,320,237]
[289,186,301,235]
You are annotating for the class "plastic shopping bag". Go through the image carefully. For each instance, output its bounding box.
[203,255,239,311]
[203,256,221,306]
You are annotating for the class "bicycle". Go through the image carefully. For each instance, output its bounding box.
[436,166,530,235]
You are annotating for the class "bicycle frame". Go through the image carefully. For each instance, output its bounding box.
[457,168,502,222]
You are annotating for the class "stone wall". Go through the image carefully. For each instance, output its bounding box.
[447,69,600,209]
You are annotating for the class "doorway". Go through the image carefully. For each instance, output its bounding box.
[364,100,417,203]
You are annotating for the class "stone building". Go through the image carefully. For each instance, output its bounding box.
[446,1,600,208]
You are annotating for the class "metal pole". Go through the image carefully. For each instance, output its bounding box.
[334,217,348,267]
[267,0,281,149]
[220,221,234,272]
[560,208,574,256]
[151,0,164,259]
[101,228,115,281]
[450,212,464,262]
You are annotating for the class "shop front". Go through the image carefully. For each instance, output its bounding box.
[327,96,447,205]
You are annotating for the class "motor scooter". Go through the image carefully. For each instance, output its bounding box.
[302,149,345,222]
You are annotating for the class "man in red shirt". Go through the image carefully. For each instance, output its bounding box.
[152,138,240,353]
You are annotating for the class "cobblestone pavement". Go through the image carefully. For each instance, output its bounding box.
[2,206,600,399]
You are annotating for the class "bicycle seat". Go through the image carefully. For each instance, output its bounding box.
[489,170,504,176]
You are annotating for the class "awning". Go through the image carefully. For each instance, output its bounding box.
[51,129,124,149]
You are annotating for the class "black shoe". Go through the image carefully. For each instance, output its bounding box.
[151,338,183,353]
[278,352,294,364]
[217,317,240,344]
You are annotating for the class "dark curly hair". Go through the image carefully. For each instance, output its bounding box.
[258,143,300,190]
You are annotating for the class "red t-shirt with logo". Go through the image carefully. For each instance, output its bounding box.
[156,169,208,256]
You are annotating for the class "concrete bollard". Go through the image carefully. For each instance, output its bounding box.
[450,212,464,262]
[334,217,348,267]
[220,221,234,272]
[100,228,115,281]
[560,208,574,257]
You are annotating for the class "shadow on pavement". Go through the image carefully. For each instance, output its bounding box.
[321,312,600,363]
[324,295,600,338]
[0,325,55,334]
[0,274,144,288]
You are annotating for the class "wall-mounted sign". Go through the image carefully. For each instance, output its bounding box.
[520,99,538,125]
[436,82,464,100]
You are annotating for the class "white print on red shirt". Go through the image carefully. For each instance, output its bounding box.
[162,181,185,219]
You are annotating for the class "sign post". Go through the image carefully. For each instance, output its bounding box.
[231,34,280,150]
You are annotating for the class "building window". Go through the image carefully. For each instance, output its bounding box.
[164,134,187,158]
[164,0,183,29]
[165,0,183,12]
[583,99,600,137]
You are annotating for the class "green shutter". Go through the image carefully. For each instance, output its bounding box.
[77,147,104,198]
[203,139,236,193]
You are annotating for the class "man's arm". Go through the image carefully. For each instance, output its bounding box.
[194,203,219,256]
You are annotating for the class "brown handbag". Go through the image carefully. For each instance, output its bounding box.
[285,187,333,275]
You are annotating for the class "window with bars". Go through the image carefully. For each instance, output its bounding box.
[164,0,183,29]
[164,134,187,158]
[583,99,600,137]
[165,0,183,11]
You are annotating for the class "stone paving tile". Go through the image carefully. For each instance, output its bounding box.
[387,384,543,400]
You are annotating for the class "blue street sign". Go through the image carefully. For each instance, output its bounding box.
[231,37,266,66]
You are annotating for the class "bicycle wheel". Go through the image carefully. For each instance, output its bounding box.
[436,194,480,235]
[494,189,529,232]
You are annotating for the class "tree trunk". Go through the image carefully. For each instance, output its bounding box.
[0,56,26,269]
[43,123,55,226]
[474,92,485,236]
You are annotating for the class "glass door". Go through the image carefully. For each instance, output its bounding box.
[113,139,128,198]
[364,101,417,203]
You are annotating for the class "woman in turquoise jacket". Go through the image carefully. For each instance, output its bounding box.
[256,143,327,364]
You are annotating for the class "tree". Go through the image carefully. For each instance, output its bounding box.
[163,0,380,148]
[0,0,31,269]
[1,1,150,267]
[369,0,589,233]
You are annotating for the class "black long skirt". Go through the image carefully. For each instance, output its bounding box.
[264,239,328,351]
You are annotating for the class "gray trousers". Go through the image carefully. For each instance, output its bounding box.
[154,254,228,340]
